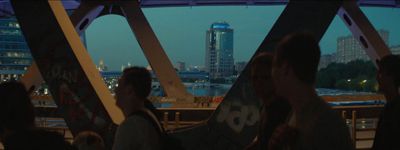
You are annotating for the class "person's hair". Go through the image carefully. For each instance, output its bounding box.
[377,54,400,88]
[122,67,152,99]
[0,81,35,135]
[274,32,321,85]
[251,52,274,72]
[73,131,105,150]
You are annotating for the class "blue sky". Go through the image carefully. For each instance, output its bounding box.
[85,6,400,70]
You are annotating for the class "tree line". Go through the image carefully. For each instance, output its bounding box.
[316,60,378,92]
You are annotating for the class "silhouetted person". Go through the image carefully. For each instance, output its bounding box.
[113,67,161,150]
[0,81,35,139]
[73,131,105,150]
[4,128,74,150]
[0,81,73,150]
[269,32,353,150]
[245,52,291,150]
[372,54,400,150]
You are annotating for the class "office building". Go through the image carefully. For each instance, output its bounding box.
[336,30,389,63]
[205,22,234,79]
[319,53,336,70]
[0,18,32,82]
[234,61,247,75]
[177,61,186,71]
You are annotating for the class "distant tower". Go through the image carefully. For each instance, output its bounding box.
[98,59,108,71]
[205,22,234,79]
[177,61,186,71]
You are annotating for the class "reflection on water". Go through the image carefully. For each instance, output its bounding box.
[151,83,375,97]
[187,84,233,96]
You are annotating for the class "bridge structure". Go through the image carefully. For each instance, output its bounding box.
[1,0,399,149]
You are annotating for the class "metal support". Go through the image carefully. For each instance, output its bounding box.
[70,2,104,35]
[351,110,357,148]
[20,1,104,93]
[11,1,122,148]
[163,112,169,130]
[22,1,193,103]
[338,0,391,65]
[20,62,43,93]
[120,1,194,103]
[175,112,181,129]
[342,110,347,120]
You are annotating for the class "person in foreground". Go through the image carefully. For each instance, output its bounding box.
[0,81,73,150]
[73,130,105,150]
[245,52,291,150]
[113,67,162,150]
[269,32,353,150]
[372,54,400,150]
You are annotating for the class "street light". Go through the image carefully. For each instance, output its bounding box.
[360,80,368,91]
[362,80,367,83]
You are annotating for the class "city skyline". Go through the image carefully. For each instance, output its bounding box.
[85,6,400,70]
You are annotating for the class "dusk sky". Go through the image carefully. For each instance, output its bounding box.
[85,6,400,70]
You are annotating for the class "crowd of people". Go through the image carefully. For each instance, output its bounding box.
[0,32,399,150]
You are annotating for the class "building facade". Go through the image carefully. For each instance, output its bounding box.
[336,30,389,64]
[318,53,336,70]
[234,61,247,75]
[0,18,32,82]
[205,22,234,79]
[390,45,400,55]
[177,61,186,71]
[97,59,108,71]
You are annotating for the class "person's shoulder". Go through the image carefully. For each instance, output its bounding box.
[270,98,290,108]
[268,98,291,112]
[4,129,73,150]
[121,114,157,131]
[6,128,65,141]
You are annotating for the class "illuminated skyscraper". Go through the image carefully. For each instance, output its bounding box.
[205,22,234,79]
[0,18,32,82]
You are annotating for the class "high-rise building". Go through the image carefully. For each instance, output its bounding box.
[176,61,186,72]
[318,53,336,70]
[98,59,108,71]
[336,30,389,63]
[205,22,234,79]
[235,61,247,75]
[390,45,400,55]
[0,18,32,82]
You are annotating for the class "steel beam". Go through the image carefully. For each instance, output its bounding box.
[338,0,391,64]
[11,1,123,149]
[20,62,43,93]
[120,1,194,103]
[21,1,104,92]
[173,1,343,149]
[70,1,104,35]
